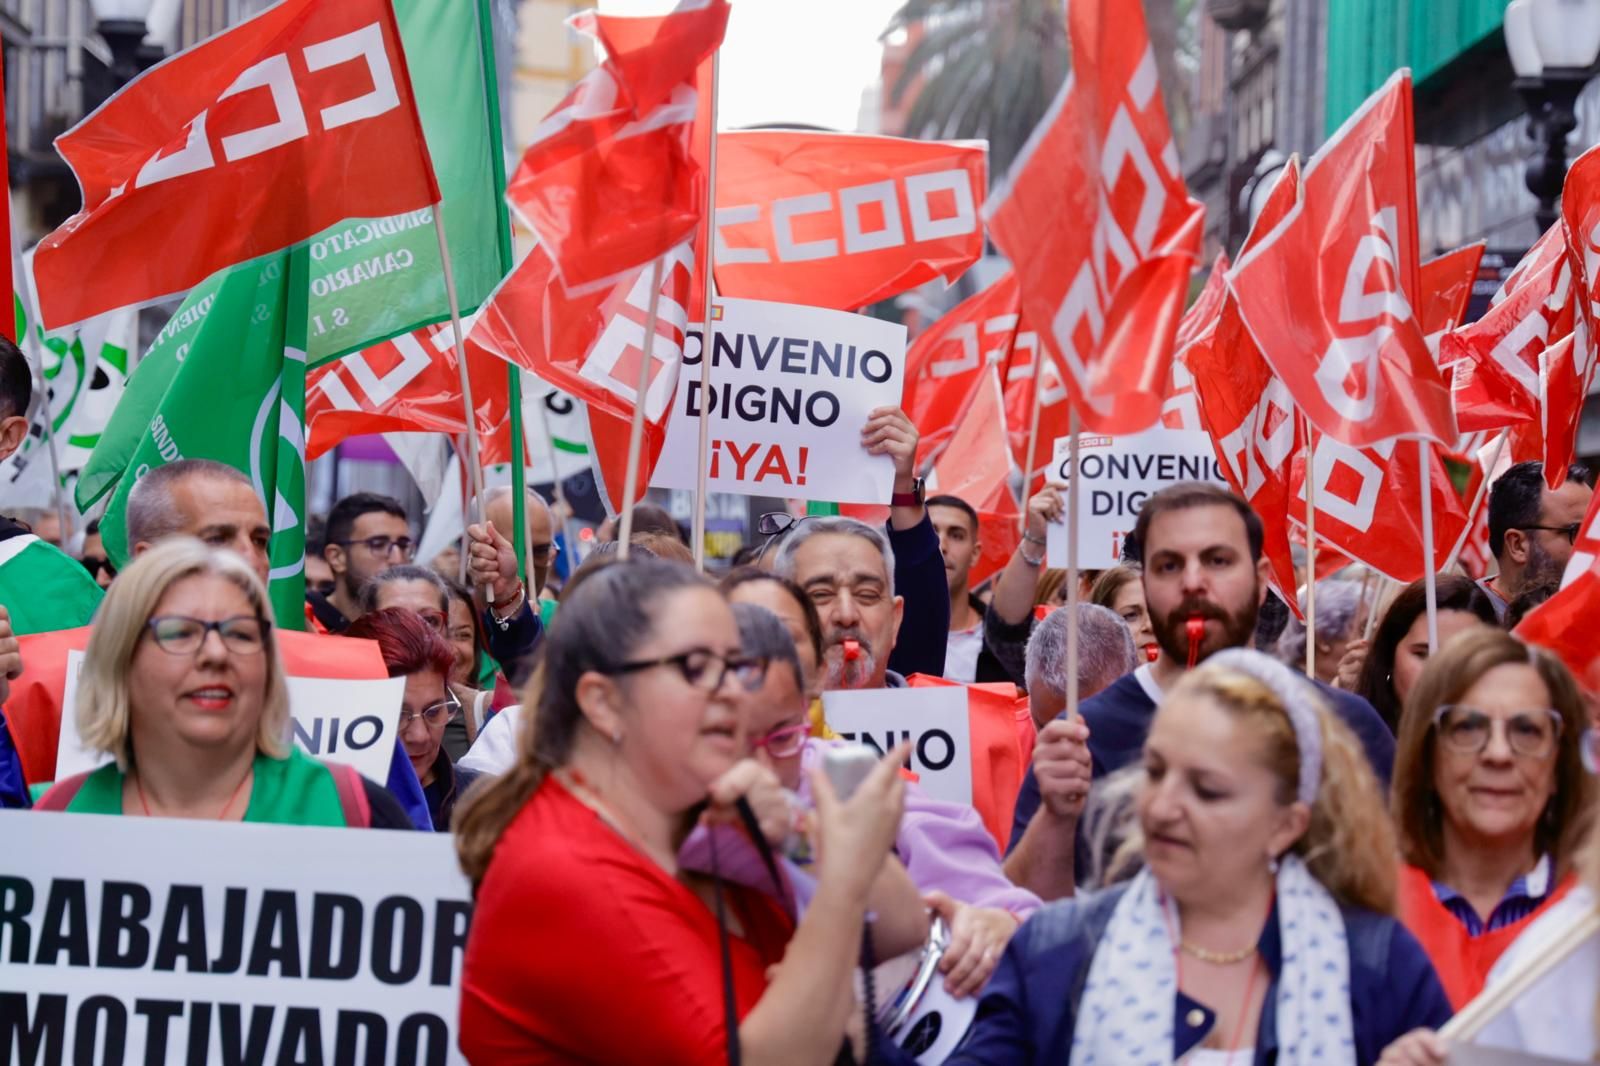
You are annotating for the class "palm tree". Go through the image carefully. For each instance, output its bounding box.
[884,0,1193,181]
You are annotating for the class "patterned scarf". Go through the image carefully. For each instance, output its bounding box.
[1072,856,1354,1065]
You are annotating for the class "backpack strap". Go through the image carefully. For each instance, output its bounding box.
[34,770,93,812]
[328,763,372,828]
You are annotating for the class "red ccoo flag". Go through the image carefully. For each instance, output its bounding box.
[985,0,1204,438]
[903,272,1022,468]
[1228,71,1456,447]
[507,3,723,292]
[930,367,1020,587]
[304,322,511,461]
[34,0,438,328]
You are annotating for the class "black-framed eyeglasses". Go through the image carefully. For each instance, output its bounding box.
[610,648,769,693]
[146,615,271,656]
[530,541,562,564]
[1517,523,1583,545]
[398,691,461,729]
[336,535,415,559]
[1432,704,1564,760]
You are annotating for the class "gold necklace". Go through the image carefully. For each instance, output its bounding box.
[1178,940,1257,965]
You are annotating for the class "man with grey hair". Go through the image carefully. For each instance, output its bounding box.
[1024,604,1139,730]
[125,459,271,586]
[773,516,911,689]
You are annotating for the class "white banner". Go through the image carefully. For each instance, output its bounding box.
[651,297,907,503]
[0,812,470,1064]
[1046,427,1228,569]
[822,686,972,807]
[55,650,405,784]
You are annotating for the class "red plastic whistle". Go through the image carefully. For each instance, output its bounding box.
[1185,616,1205,669]
[843,638,862,662]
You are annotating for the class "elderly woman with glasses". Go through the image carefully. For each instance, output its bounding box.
[1390,628,1594,1008]
[345,608,479,832]
[35,538,412,827]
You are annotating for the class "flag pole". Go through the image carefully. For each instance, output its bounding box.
[1303,418,1318,678]
[1018,377,1045,532]
[1419,437,1439,652]
[618,256,667,561]
[1065,407,1081,719]
[432,211,487,515]
[431,208,491,598]
[690,51,722,572]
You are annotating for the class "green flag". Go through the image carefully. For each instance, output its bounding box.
[98,251,312,628]
[75,269,232,511]
[301,0,510,367]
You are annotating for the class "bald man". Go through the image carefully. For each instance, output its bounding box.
[464,486,554,686]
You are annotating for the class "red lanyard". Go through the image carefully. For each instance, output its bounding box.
[1162,893,1271,1065]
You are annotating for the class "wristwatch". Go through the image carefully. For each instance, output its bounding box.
[890,476,926,508]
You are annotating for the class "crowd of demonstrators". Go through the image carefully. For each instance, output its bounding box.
[1005,482,1396,902]
[888,651,1453,1065]
[8,344,1600,1066]
[1479,460,1594,621]
[34,539,411,826]
[1350,576,1499,731]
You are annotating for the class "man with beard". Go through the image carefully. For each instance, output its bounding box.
[308,492,412,633]
[1003,483,1395,900]
[1480,461,1594,622]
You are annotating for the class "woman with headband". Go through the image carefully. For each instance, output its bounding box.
[881,648,1453,1065]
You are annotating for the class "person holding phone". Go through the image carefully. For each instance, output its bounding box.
[455,557,913,1065]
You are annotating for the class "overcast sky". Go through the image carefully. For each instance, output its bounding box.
[716,0,905,131]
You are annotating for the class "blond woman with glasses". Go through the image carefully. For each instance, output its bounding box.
[1391,627,1595,1009]
[35,538,412,827]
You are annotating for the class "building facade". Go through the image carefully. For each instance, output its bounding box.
[1184,0,1327,258]
[1325,0,1600,460]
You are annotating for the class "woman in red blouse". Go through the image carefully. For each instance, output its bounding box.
[455,557,914,1064]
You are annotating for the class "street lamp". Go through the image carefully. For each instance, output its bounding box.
[1505,0,1600,231]
[89,0,157,87]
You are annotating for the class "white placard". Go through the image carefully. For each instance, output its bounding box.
[1045,427,1228,569]
[0,812,470,1064]
[55,651,405,785]
[822,686,973,807]
[651,297,907,503]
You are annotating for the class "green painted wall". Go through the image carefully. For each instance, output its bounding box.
[1326,0,1507,133]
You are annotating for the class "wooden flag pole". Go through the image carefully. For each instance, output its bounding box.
[690,52,722,572]
[1303,419,1318,678]
[1065,408,1082,718]
[432,210,488,533]
[1419,437,1439,652]
[1440,907,1600,1041]
[1018,378,1046,533]
[618,256,667,561]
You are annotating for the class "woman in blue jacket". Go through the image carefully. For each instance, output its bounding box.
[887,649,1451,1065]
